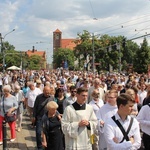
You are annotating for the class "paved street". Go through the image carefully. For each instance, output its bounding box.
[0,114,145,150]
[0,115,36,150]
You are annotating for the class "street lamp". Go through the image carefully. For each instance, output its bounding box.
[0,29,15,73]
[3,29,15,39]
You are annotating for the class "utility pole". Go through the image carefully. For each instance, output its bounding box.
[20,51,23,72]
[0,33,5,72]
[116,43,121,73]
[0,33,3,53]
[0,29,15,73]
[92,33,95,74]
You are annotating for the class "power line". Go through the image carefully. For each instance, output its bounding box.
[129,33,150,41]
[94,13,150,33]
[89,0,97,20]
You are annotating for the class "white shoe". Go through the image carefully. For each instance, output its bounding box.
[10,138,16,142]
[0,141,3,145]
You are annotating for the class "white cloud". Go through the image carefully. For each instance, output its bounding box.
[0,0,150,63]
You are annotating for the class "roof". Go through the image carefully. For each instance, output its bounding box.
[53,29,62,33]
[26,50,46,59]
[61,39,76,50]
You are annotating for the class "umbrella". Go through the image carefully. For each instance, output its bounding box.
[7,66,21,70]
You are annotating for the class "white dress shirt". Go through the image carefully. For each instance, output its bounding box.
[89,99,104,116]
[136,104,150,135]
[97,103,118,150]
[104,113,141,150]
[138,90,147,105]
[26,87,42,107]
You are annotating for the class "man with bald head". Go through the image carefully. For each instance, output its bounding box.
[88,78,105,103]
[33,86,54,150]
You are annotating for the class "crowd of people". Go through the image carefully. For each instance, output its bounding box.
[0,69,150,150]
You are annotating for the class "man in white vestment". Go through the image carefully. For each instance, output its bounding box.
[136,103,150,150]
[61,87,98,150]
[97,90,118,150]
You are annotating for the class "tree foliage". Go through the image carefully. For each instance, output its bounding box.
[53,48,75,69]
[133,38,150,73]
[73,30,150,73]
[1,33,150,73]
[27,55,43,70]
[0,41,44,71]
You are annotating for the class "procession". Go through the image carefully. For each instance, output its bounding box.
[1,1,150,150]
[0,69,149,150]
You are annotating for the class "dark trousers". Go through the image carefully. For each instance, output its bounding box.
[143,132,150,150]
[36,119,43,150]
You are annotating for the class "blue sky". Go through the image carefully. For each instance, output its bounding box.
[0,0,150,63]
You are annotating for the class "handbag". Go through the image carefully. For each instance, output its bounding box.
[4,114,16,123]
[2,96,16,123]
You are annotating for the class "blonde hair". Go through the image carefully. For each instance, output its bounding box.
[46,101,58,110]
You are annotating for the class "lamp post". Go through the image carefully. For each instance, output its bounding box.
[0,29,15,73]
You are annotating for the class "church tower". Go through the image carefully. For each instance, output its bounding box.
[53,29,62,52]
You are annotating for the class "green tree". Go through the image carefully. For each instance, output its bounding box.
[2,41,15,51]
[53,48,75,69]
[0,49,22,70]
[27,55,43,70]
[133,38,150,73]
[73,31,144,73]
[95,35,122,71]
[74,30,102,70]
[121,40,139,72]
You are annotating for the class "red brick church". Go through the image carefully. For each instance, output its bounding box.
[53,29,76,52]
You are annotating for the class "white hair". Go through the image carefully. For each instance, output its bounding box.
[14,84,21,90]
[3,85,12,92]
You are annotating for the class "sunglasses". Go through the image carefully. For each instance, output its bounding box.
[71,91,77,93]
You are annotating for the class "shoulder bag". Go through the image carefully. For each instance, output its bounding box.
[112,115,133,143]
[2,96,16,123]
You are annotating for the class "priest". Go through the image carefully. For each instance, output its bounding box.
[61,87,98,150]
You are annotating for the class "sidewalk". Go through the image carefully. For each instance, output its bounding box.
[0,115,36,150]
